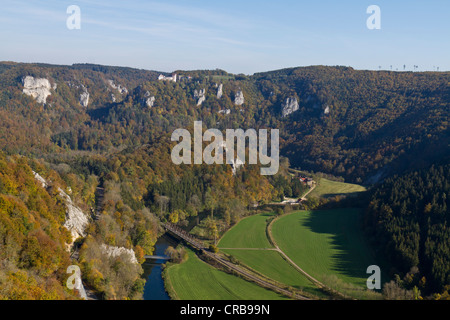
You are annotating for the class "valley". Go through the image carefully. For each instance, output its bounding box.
[0,62,448,301]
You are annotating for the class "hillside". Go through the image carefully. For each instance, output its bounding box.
[0,62,448,183]
[364,163,450,296]
[0,153,78,299]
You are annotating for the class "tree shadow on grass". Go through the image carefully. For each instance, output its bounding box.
[320,191,366,199]
[302,209,383,288]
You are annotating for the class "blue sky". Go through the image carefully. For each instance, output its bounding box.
[0,0,449,74]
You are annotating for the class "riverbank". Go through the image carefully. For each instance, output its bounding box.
[142,233,179,300]
[161,262,179,300]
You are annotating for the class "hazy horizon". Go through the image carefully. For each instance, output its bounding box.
[1,0,449,74]
[3,60,449,76]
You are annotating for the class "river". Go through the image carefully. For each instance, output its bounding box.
[142,233,179,300]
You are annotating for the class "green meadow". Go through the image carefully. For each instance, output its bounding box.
[168,188,384,299]
[218,212,323,297]
[309,178,367,199]
[220,248,324,297]
[217,212,274,249]
[272,209,384,299]
[165,249,289,300]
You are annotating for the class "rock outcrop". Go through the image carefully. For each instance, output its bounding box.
[58,187,89,243]
[79,88,89,107]
[218,109,231,115]
[100,244,138,264]
[22,76,52,104]
[234,90,244,106]
[194,89,206,106]
[144,91,155,108]
[324,106,330,115]
[231,158,244,175]
[33,171,48,188]
[107,80,128,94]
[217,84,223,99]
[282,97,299,117]
[219,141,244,175]
[32,171,89,246]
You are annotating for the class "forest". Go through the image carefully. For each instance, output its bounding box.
[364,163,450,297]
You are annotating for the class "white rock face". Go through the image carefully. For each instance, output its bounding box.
[22,76,52,104]
[231,158,244,175]
[33,171,48,188]
[324,106,330,115]
[107,80,128,94]
[282,97,299,117]
[100,244,138,264]
[80,90,89,108]
[32,171,89,246]
[234,90,244,106]
[218,109,231,115]
[197,96,206,106]
[58,187,89,243]
[111,94,116,103]
[144,92,155,108]
[217,84,223,99]
[194,89,206,106]
[219,141,244,175]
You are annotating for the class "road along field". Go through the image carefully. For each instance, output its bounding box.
[164,248,289,300]
[218,212,325,298]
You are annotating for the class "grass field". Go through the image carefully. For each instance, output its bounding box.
[272,209,384,298]
[218,212,324,297]
[309,178,366,199]
[165,249,289,300]
[221,249,324,297]
[218,212,275,249]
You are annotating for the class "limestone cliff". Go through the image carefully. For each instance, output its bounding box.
[194,89,206,106]
[144,91,155,108]
[100,244,138,264]
[217,84,223,99]
[79,88,89,107]
[22,76,52,104]
[58,187,89,243]
[107,80,128,94]
[282,97,299,117]
[32,171,89,246]
[234,90,244,106]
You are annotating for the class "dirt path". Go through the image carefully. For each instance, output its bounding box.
[300,184,317,201]
[266,211,350,299]
[266,212,326,289]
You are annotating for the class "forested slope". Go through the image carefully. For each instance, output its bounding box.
[364,163,449,295]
